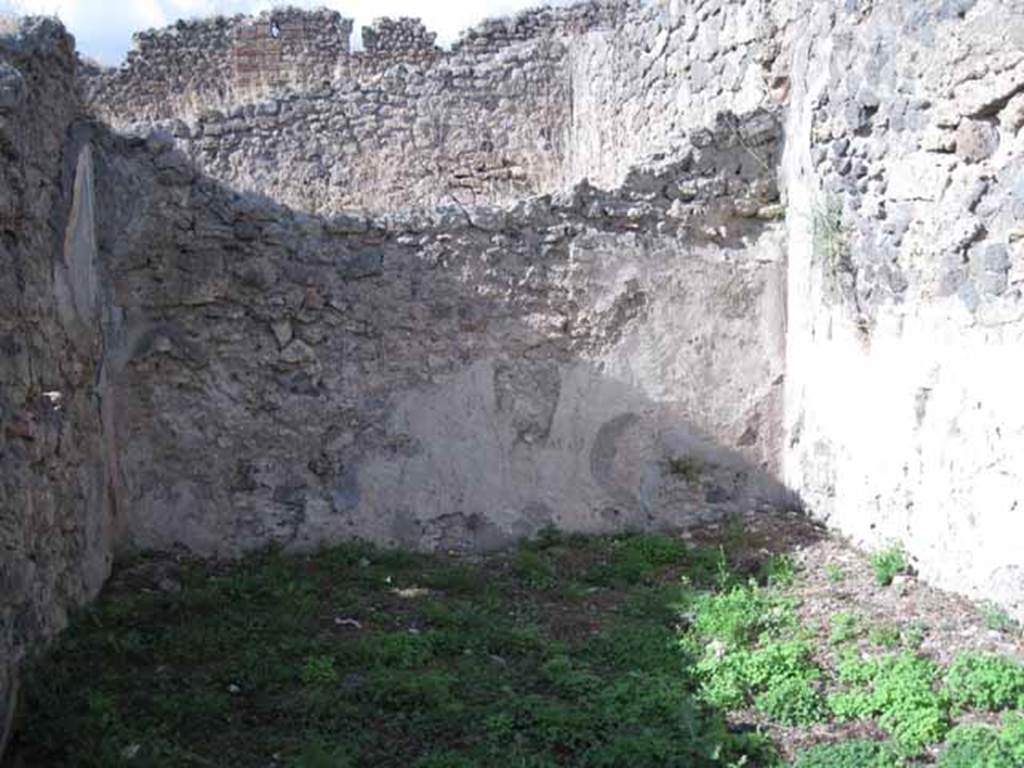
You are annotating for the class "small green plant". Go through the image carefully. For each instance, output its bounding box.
[943,652,1024,712]
[534,524,565,549]
[830,612,860,645]
[691,583,796,648]
[812,195,851,292]
[983,603,1020,634]
[870,545,908,587]
[666,455,703,484]
[754,676,828,725]
[869,624,902,649]
[367,669,456,712]
[292,738,354,768]
[829,652,950,751]
[620,532,689,567]
[415,752,477,768]
[903,621,927,650]
[300,655,339,687]
[586,622,679,673]
[512,547,557,588]
[760,553,798,588]
[698,640,826,725]
[360,631,436,668]
[584,533,688,586]
[937,715,1024,768]
[721,514,749,554]
[15,527,1017,768]
[793,739,905,768]
[540,655,600,697]
[1003,714,1024,764]
[826,563,847,583]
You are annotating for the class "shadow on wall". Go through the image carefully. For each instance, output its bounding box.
[79,105,793,557]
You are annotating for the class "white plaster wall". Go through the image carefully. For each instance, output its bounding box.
[783,0,1024,618]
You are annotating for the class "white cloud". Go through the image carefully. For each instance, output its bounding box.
[0,0,571,64]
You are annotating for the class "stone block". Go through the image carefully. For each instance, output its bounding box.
[956,119,999,164]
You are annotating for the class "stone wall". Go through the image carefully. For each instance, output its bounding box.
[0,9,792,748]
[84,0,633,132]
[81,0,797,218]
[783,0,1024,617]
[84,8,355,124]
[5,7,1024,756]
[0,19,115,751]
[82,4,650,214]
[126,32,574,214]
[96,109,787,556]
[361,18,438,56]
[566,0,794,191]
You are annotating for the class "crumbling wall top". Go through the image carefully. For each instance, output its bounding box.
[362,17,439,57]
[129,7,352,53]
[452,0,634,53]
[82,2,637,125]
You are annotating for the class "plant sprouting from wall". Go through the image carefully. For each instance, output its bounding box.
[812,195,852,297]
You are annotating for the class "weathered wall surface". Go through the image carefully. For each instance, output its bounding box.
[0,19,115,750]
[82,0,795,217]
[84,3,629,127]
[96,112,787,556]
[566,0,793,190]
[82,8,356,122]
[783,0,1024,617]
[83,3,635,214]
[0,9,792,743]
[131,34,573,215]
[6,3,1024,739]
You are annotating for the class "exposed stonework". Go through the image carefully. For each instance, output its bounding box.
[82,2,632,122]
[361,18,439,56]
[75,0,1024,618]
[84,8,355,121]
[82,3,646,214]
[1,8,792,749]
[0,18,116,752]
[3,0,1024,756]
[81,0,792,217]
[97,110,787,556]
[782,0,1024,620]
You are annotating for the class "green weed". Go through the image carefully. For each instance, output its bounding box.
[292,738,354,768]
[691,583,796,648]
[903,621,928,650]
[698,640,826,725]
[759,553,798,588]
[830,651,949,750]
[754,677,828,725]
[830,612,860,645]
[14,530,1023,768]
[982,603,1020,634]
[513,547,557,588]
[869,623,902,649]
[826,563,847,583]
[937,715,1024,768]
[943,653,1024,712]
[584,532,689,586]
[793,739,905,768]
[870,546,908,587]
[300,655,339,687]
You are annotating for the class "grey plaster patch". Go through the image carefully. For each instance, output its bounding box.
[0,63,23,112]
[494,358,562,444]
[590,413,643,512]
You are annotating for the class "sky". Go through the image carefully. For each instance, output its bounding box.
[0,0,570,64]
